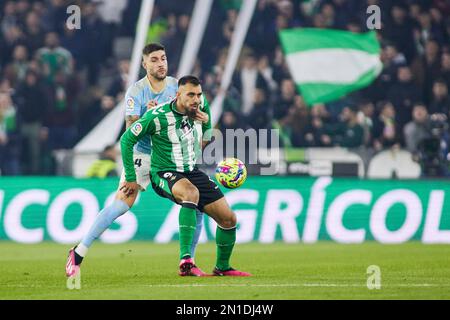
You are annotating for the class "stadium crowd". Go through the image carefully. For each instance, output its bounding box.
[0,0,450,176]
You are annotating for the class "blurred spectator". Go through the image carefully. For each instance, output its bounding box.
[440,52,450,89]
[416,112,449,177]
[372,101,401,151]
[1,1,18,37]
[310,103,331,122]
[86,144,118,178]
[83,2,108,85]
[1,26,26,69]
[3,44,29,87]
[219,110,245,133]
[365,42,405,102]
[323,104,364,148]
[162,14,190,72]
[257,55,278,93]
[303,103,332,147]
[411,39,441,103]
[23,11,45,56]
[107,59,130,101]
[44,72,79,150]
[274,79,296,120]
[387,65,422,126]
[404,103,431,153]
[304,116,327,147]
[0,78,13,95]
[44,0,69,34]
[383,4,416,62]
[15,70,46,174]
[92,0,128,59]
[247,88,272,131]
[381,43,407,82]
[61,25,87,72]
[429,79,450,115]
[357,100,375,146]
[78,90,115,139]
[0,92,20,175]
[233,54,268,116]
[36,32,73,84]
[272,46,291,83]
[287,96,309,147]
[247,0,278,55]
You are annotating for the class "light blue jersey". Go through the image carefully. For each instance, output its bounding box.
[124,76,178,153]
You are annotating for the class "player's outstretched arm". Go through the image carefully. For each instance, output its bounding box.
[120,112,156,182]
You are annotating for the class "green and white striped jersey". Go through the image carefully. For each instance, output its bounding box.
[120,97,211,182]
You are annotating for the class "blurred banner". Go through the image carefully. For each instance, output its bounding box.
[279,28,382,106]
[1,177,449,244]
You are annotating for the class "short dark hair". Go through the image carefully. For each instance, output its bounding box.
[434,78,447,86]
[345,103,358,113]
[413,102,427,109]
[178,75,201,87]
[142,43,165,55]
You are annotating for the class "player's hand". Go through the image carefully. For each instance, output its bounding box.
[146,99,159,110]
[193,110,209,123]
[120,181,139,197]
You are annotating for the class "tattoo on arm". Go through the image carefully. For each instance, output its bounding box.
[126,115,140,129]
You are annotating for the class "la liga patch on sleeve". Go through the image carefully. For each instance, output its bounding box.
[126,97,135,111]
[131,123,142,136]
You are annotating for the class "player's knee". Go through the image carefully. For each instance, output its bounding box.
[220,212,237,229]
[179,185,199,204]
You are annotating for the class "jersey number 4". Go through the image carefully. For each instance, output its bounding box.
[134,158,142,167]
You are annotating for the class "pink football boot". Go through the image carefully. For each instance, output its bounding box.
[179,258,209,276]
[213,267,252,277]
[65,247,81,277]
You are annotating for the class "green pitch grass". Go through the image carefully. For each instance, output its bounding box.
[1,242,449,299]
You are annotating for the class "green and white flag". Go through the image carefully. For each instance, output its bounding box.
[279,28,382,106]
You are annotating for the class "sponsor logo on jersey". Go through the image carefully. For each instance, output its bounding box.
[126,98,134,111]
[131,123,142,136]
[178,119,194,140]
[163,172,173,179]
[180,120,193,134]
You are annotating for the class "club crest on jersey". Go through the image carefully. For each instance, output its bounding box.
[180,119,192,133]
[178,119,193,140]
[131,123,142,136]
[126,98,134,111]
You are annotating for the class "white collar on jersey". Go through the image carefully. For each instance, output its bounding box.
[145,75,167,94]
[170,99,186,116]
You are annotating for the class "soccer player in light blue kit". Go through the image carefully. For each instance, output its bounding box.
[66,43,207,277]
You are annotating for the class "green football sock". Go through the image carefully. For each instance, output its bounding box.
[179,202,197,260]
[215,226,236,270]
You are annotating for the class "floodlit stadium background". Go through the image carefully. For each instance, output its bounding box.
[1,0,450,274]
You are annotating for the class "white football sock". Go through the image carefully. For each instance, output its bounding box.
[75,243,89,257]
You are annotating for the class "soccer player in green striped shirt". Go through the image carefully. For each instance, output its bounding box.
[120,75,251,276]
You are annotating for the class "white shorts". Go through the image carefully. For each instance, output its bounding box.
[120,150,151,191]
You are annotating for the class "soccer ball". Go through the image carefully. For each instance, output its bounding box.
[215,158,247,189]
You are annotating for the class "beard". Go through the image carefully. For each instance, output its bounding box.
[186,107,198,119]
[150,69,167,80]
